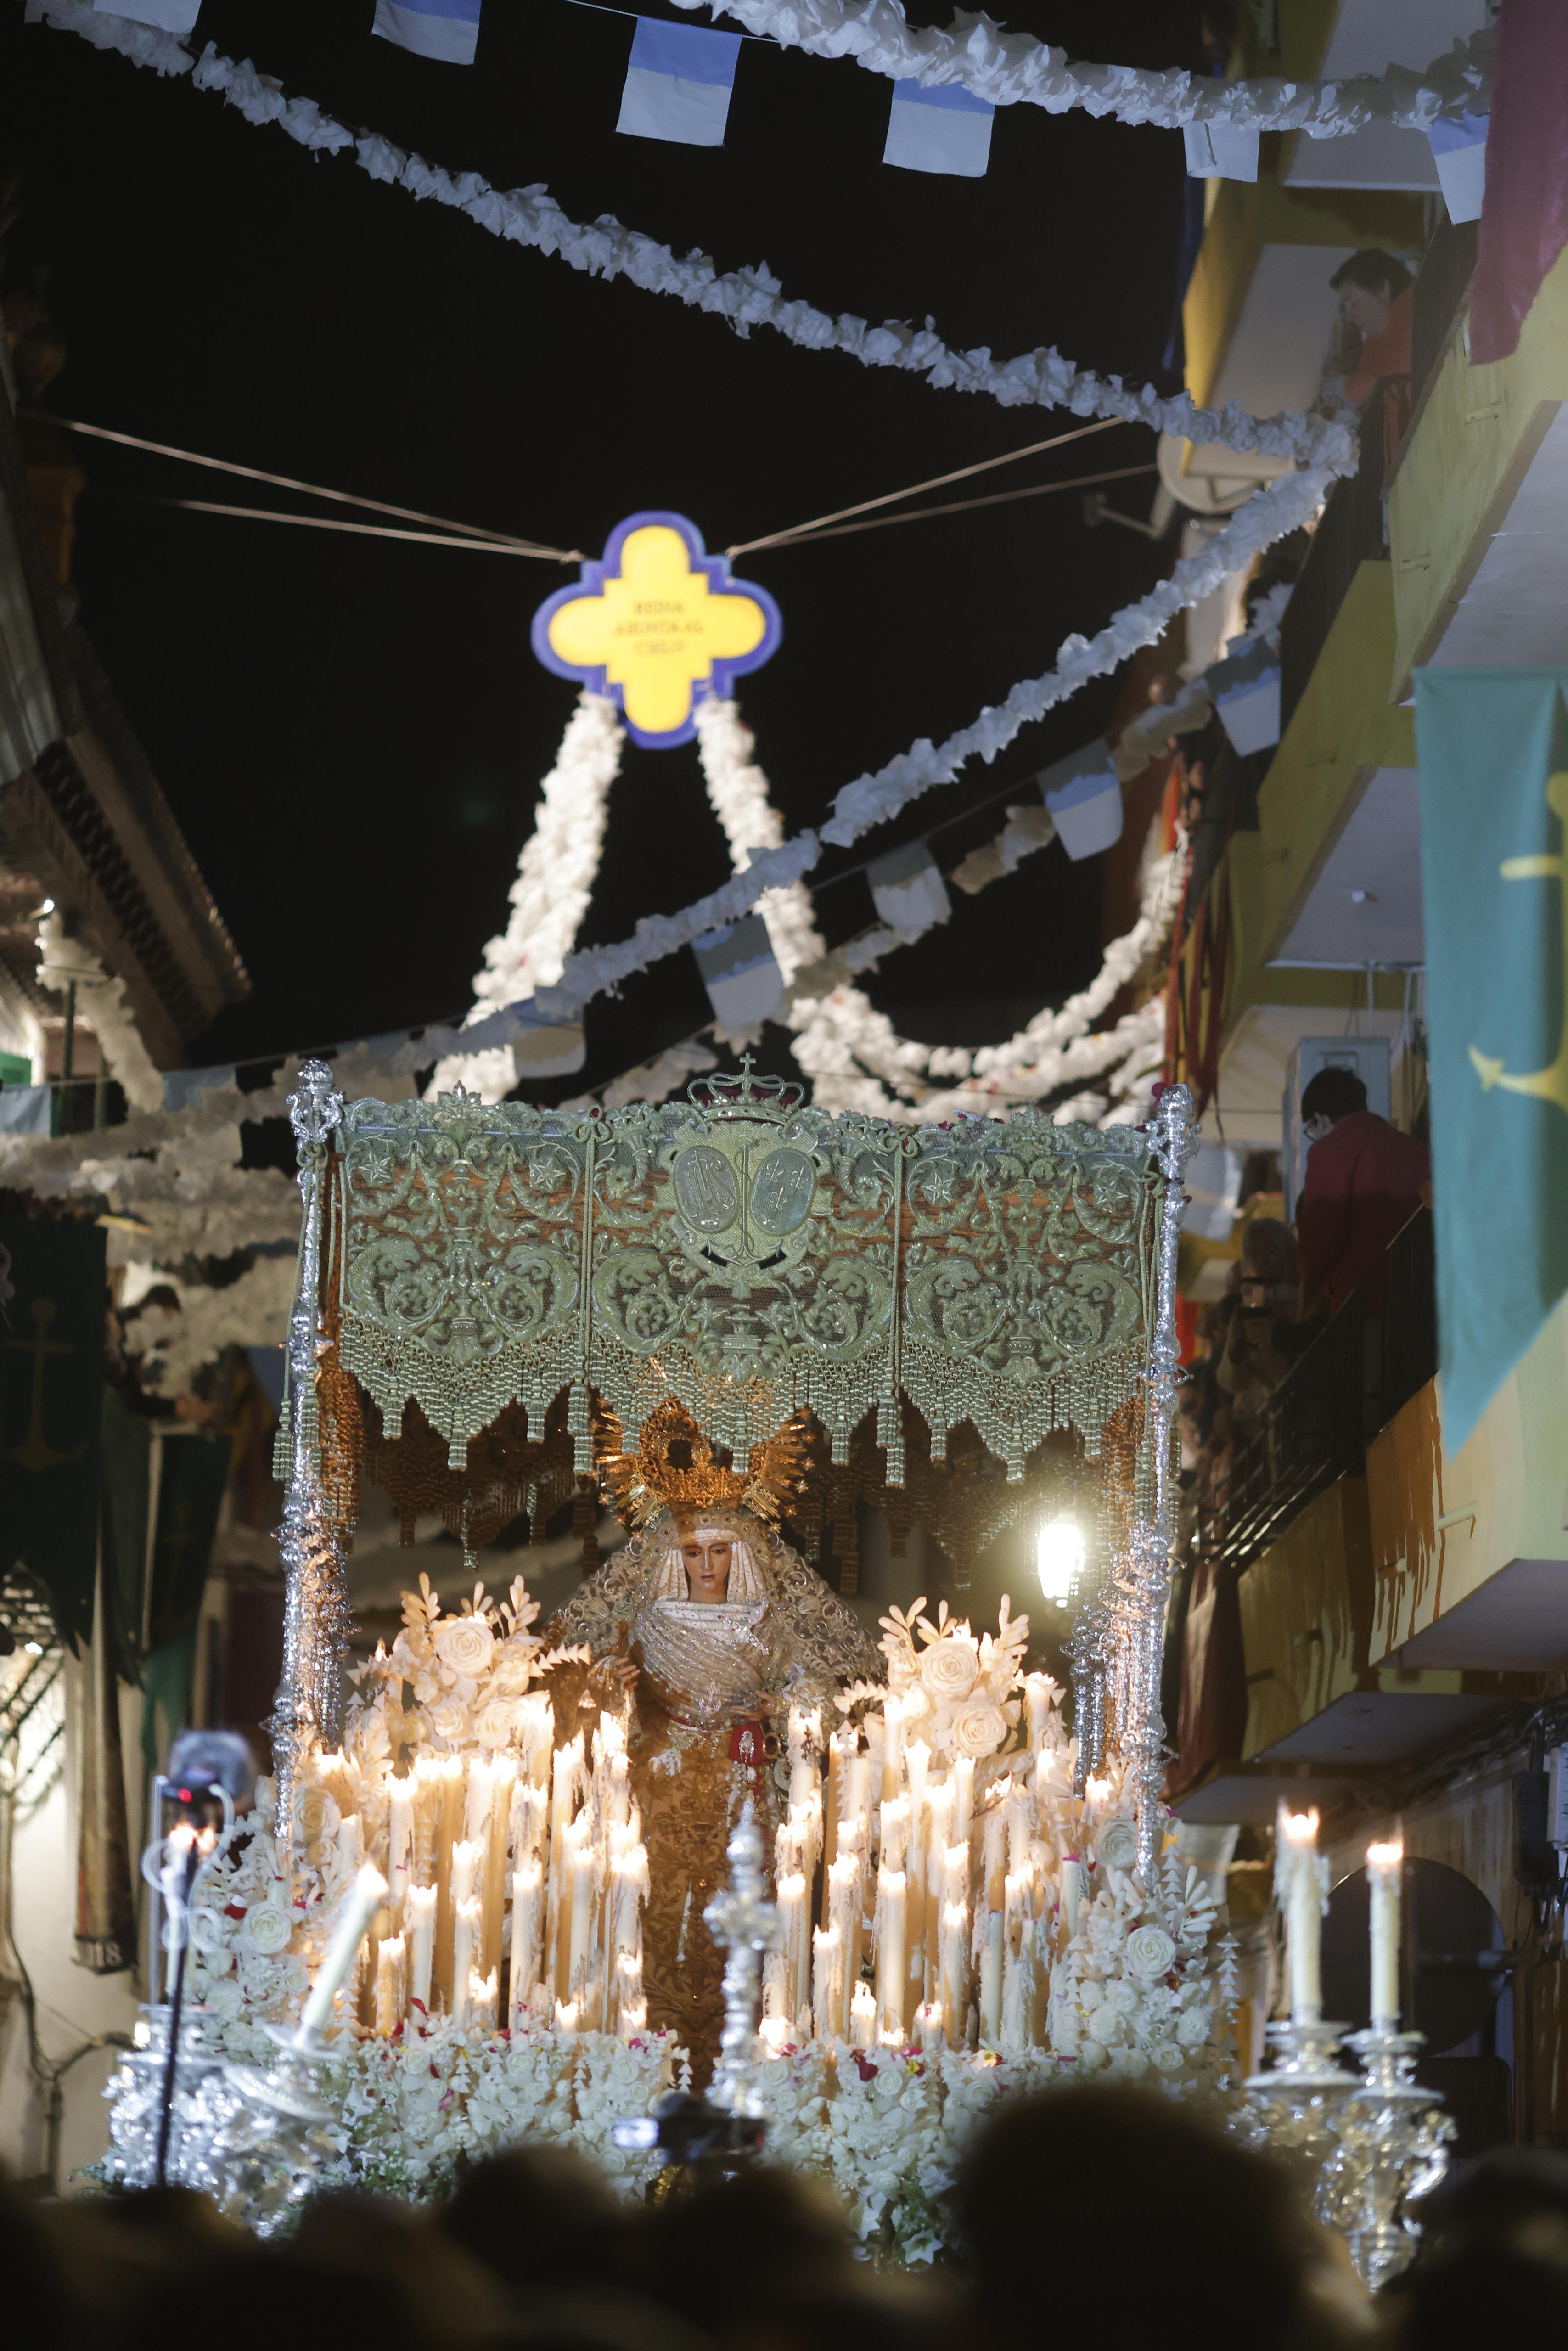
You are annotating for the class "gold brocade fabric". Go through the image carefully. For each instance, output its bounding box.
[632,1700,774,2086]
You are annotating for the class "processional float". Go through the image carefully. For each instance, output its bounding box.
[104,1061,1445,2276]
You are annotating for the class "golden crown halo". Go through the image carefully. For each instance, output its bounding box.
[594,1396,814,1530]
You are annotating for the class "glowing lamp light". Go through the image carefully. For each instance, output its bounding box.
[1035,1519,1085,1607]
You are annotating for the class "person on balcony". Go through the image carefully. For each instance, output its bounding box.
[1296,1067,1429,1316]
[1328,248,1415,472]
[1214,1219,1299,1437]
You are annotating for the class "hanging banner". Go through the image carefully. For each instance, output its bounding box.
[1428,111,1489,224]
[1041,738,1122,861]
[1211,636,1281,756]
[372,0,482,64]
[1415,667,1568,1450]
[91,0,202,28]
[532,513,781,749]
[1183,121,1259,181]
[884,81,994,178]
[0,1216,106,1648]
[618,18,742,147]
[692,912,784,1035]
[867,838,951,941]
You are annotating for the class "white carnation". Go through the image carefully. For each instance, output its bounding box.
[900,1682,934,1730]
[435,1614,495,1676]
[1152,2040,1187,2073]
[1176,2006,1211,2048]
[1088,2005,1123,2045]
[1076,2038,1108,2070]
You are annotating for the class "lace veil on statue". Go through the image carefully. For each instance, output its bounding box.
[544,1400,881,1706]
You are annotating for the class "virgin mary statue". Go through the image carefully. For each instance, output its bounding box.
[546,1401,880,2078]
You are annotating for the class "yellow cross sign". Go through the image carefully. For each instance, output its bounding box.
[531,512,781,748]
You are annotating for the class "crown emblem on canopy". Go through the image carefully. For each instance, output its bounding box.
[595,1396,814,1529]
[686,1054,804,1119]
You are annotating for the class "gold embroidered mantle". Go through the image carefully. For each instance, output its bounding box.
[327,1070,1163,1482]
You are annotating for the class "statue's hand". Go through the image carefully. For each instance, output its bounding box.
[609,1659,640,1693]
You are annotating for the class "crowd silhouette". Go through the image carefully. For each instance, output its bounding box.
[6,2085,1565,2351]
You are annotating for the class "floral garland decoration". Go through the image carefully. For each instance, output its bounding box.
[32,1,1349,466]
[666,0,1492,133]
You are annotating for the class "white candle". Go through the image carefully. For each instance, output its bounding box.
[301,1863,388,2037]
[827,1855,860,2037]
[388,1775,415,1914]
[1060,1855,1084,1945]
[850,1980,877,2049]
[375,1932,406,2035]
[554,1997,579,2037]
[509,1861,543,2022]
[1024,1673,1055,1754]
[450,1836,481,1914]
[483,1756,517,1980]
[758,2013,790,2057]
[450,1896,481,2028]
[940,1901,969,2045]
[876,1865,906,2043]
[812,1924,841,2041]
[914,1999,944,2052]
[1366,1839,1404,2029]
[568,1838,596,2001]
[777,1871,809,2022]
[1280,1806,1324,2024]
[881,1693,904,1801]
[982,1800,1008,1916]
[406,1884,436,2014]
[880,1795,909,1874]
[954,1757,975,1847]
[464,1758,496,1849]
[978,1909,1003,2045]
[336,1810,363,1881]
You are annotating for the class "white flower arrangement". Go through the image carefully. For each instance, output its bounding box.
[859,1597,1028,1764]
[345,1573,590,1766]
[1047,1841,1221,2091]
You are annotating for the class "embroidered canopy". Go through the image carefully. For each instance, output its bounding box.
[315,1064,1168,1486]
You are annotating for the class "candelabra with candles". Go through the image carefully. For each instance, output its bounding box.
[1244,1807,1357,2178]
[1248,1817,1455,2287]
[1316,1841,1456,2290]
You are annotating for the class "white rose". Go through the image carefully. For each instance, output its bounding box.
[1089,2005,1122,2045]
[950,1697,1006,1759]
[475,1698,522,1750]
[1117,2047,1150,2078]
[1176,2007,1211,2048]
[1125,1925,1176,1979]
[434,1614,495,1676]
[919,1637,979,1702]
[1096,1819,1139,1873]
[1077,1979,1104,2012]
[242,1902,294,1956]
[1104,1980,1138,2014]
[1152,2041,1187,2073]
[1075,2038,1108,2071]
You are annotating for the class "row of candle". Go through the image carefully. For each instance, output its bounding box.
[1276,1805,1406,2030]
[763,1675,1093,2052]
[304,1704,651,2041]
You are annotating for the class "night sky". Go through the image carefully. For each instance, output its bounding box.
[0,0,1200,1091]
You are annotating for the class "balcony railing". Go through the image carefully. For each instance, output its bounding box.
[1382,1205,1438,1424]
[1197,1294,1368,1572]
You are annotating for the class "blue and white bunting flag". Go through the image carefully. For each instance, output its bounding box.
[91,0,203,28]
[618,20,742,149]
[1040,740,1123,861]
[693,913,784,1037]
[867,838,952,941]
[162,1063,236,1113]
[1183,120,1259,182]
[0,1083,51,1136]
[884,80,994,178]
[1211,635,1282,757]
[1428,112,1489,226]
[372,0,483,66]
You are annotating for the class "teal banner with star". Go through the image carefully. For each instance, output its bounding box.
[1415,668,1568,1451]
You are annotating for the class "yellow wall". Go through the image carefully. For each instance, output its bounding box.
[1368,1296,1568,1661]
[1240,1476,1374,1756]
[1224,561,1415,1031]
[1389,241,1568,692]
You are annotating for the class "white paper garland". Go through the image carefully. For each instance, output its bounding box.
[666,1,1492,135]
[31,2,1349,471]
[430,691,623,1098]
